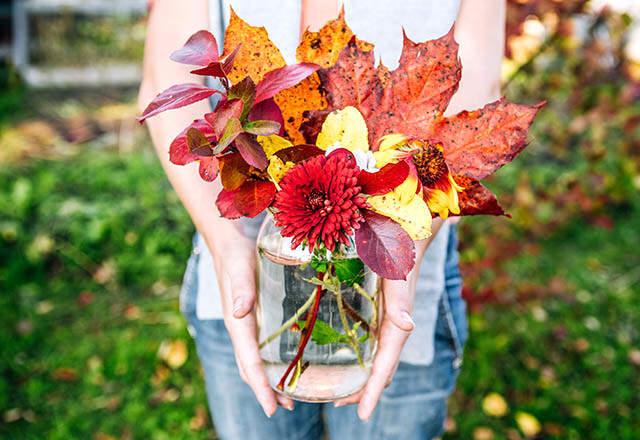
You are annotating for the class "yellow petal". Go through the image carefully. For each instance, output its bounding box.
[267,156,294,184]
[316,106,369,152]
[368,192,432,241]
[257,134,293,158]
[378,133,407,151]
[394,174,420,205]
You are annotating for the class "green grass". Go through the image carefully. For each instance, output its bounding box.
[1,147,638,439]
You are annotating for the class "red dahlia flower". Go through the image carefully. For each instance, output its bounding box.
[274,153,367,252]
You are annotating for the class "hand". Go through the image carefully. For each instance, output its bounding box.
[211,234,295,416]
[334,277,417,421]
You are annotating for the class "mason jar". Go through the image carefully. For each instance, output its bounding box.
[256,214,380,402]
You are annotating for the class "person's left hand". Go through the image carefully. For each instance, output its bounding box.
[333,276,417,421]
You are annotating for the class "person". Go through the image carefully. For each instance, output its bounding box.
[139,0,504,438]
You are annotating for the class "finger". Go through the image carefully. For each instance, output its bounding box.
[228,314,278,417]
[382,279,416,332]
[276,394,295,411]
[228,264,257,319]
[357,320,410,421]
[334,388,364,407]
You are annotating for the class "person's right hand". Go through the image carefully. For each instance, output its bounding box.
[211,233,295,416]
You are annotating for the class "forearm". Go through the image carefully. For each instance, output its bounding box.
[138,0,249,256]
[447,0,505,115]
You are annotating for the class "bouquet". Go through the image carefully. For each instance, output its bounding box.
[139,9,543,401]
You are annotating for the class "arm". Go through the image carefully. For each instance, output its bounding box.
[139,0,291,416]
[337,0,506,420]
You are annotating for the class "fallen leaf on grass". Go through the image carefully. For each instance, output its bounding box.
[482,392,509,417]
[515,411,541,438]
[52,367,78,382]
[158,339,188,369]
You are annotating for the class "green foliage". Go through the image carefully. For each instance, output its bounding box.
[333,258,365,286]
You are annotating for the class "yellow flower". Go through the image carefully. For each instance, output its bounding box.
[376,138,464,219]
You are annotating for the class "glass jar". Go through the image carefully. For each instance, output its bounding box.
[256,214,380,402]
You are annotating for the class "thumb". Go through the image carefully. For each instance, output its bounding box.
[228,262,257,319]
[382,279,416,332]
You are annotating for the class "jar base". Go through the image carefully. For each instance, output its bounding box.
[264,362,370,402]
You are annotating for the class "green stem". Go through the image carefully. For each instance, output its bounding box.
[258,286,317,350]
[335,282,363,367]
[353,282,378,333]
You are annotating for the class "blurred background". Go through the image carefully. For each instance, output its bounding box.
[1,0,639,438]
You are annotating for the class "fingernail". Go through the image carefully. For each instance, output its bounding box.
[401,311,415,330]
[233,297,244,315]
[334,401,345,408]
[263,407,272,418]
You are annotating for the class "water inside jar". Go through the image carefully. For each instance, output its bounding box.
[256,233,376,402]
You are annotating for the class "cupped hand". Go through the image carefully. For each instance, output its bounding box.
[212,235,295,416]
[333,276,417,421]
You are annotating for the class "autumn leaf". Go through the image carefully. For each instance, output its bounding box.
[222,7,286,84]
[186,127,213,156]
[169,119,215,165]
[234,133,268,169]
[243,120,281,136]
[170,30,219,66]
[137,83,219,123]
[455,175,508,216]
[366,28,461,143]
[212,118,243,154]
[204,99,244,139]
[219,152,250,190]
[254,63,320,104]
[216,188,242,219]
[158,339,188,369]
[248,98,284,135]
[215,178,276,219]
[190,45,240,78]
[433,99,546,180]
[317,38,380,119]
[355,210,415,280]
[198,157,220,182]
[274,10,360,144]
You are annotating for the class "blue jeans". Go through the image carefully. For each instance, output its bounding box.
[180,226,467,440]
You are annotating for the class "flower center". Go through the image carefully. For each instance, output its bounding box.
[413,144,448,186]
[306,189,327,211]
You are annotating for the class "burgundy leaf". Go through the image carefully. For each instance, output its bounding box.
[243,120,281,136]
[233,180,277,218]
[169,119,215,165]
[254,63,319,104]
[248,98,284,135]
[234,133,268,169]
[186,127,213,156]
[199,157,220,182]
[212,118,243,154]
[355,210,415,280]
[228,77,256,120]
[170,30,219,66]
[358,160,410,195]
[216,188,242,219]
[205,99,244,138]
[137,83,219,123]
[190,45,241,77]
